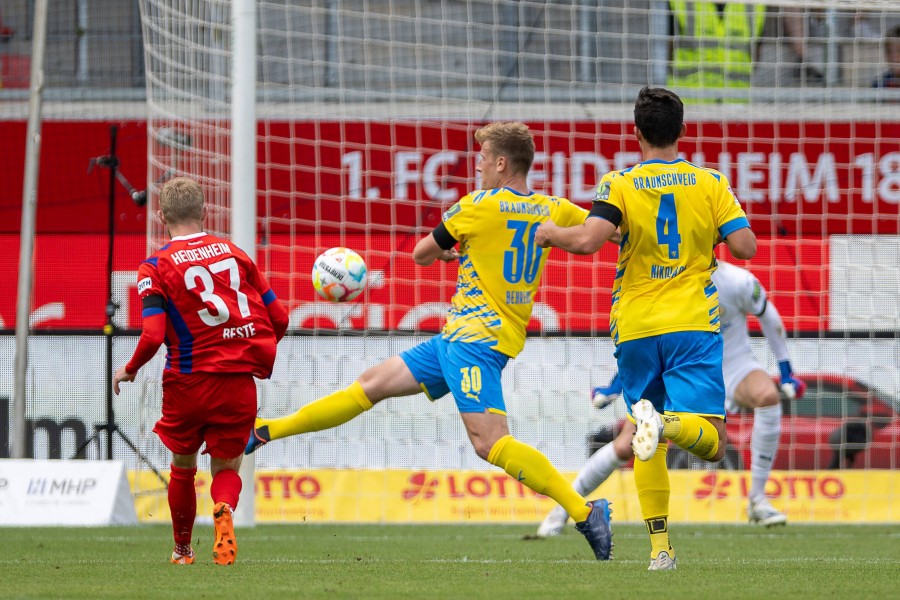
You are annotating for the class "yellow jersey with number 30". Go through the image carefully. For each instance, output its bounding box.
[597,158,749,343]
[440,187,587,357]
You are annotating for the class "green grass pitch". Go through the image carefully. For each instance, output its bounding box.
[1,524,896,599]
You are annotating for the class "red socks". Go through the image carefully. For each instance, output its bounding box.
[210,468,242,511]
[168,465,197,547]
[169,466,242,547]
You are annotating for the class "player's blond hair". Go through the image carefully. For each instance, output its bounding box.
[474,122,535,175]
[159,177,205,224]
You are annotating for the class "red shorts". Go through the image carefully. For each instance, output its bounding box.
[155,370,257,459]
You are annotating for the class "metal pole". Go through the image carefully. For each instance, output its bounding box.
[324,0,338,87]
[577,0,597,84]
[824,8,840,88]
[13,0,49,459]
[232,0,257,527]
[649,1,670,86]
[77,0,89,84]
[104,125,120,461]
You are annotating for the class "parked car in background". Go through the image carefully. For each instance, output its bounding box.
[588,374,900,470]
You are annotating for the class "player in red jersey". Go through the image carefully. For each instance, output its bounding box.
[113,177,288,565]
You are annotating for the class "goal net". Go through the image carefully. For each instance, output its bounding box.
[132,0,900,523]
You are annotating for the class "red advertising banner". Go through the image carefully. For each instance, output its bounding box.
[0,233,826,332]
[1,119,897,235]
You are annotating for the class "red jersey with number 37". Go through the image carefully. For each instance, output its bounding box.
[136,232,279,378]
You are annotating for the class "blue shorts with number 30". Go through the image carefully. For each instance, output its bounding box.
[400,335,509,414]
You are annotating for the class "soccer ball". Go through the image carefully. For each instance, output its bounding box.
[311,247,368,302]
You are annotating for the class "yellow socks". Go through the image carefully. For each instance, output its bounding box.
[633,443,672,558]
[262,381,373,441]
[645,517,673,559]
[663,413,720,461]
[488,435,591,523]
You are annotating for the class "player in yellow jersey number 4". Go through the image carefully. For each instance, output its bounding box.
[246,122,614,560]
[535,87,757,570]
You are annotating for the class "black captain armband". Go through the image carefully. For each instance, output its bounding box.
[432,222,458,250]
[589,202,623,228]
[141,295,165,310]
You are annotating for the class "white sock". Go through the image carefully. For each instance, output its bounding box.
[553,443,627,521]
[749,403,782,501]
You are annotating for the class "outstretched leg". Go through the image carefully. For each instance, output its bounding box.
[463,411,612,559]
[247,356,422,453]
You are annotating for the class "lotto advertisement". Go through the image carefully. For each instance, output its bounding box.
[128,469,899,524]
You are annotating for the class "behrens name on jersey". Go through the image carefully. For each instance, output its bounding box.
[170,242,233,265]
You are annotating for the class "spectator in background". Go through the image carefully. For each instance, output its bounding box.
[0,10,15,39]
[0,9,17,90]
[782,8,850,87]
[873,24,900,89]
[668,1,768,98]
[853,10,882,40]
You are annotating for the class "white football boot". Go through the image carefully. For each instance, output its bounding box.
[648,550,677,571]
[535,506,569,538]
[631,399,663,461]
[748,497,788,527]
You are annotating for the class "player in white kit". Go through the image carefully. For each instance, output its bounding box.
[536,260,806,535]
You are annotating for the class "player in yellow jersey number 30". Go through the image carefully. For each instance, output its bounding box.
[246,121,614,560]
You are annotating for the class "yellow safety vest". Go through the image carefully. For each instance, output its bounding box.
[669,1,766,90]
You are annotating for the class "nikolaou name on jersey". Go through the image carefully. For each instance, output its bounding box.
[650,264,686,279]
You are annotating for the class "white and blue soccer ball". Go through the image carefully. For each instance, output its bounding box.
[311,247,368,302]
